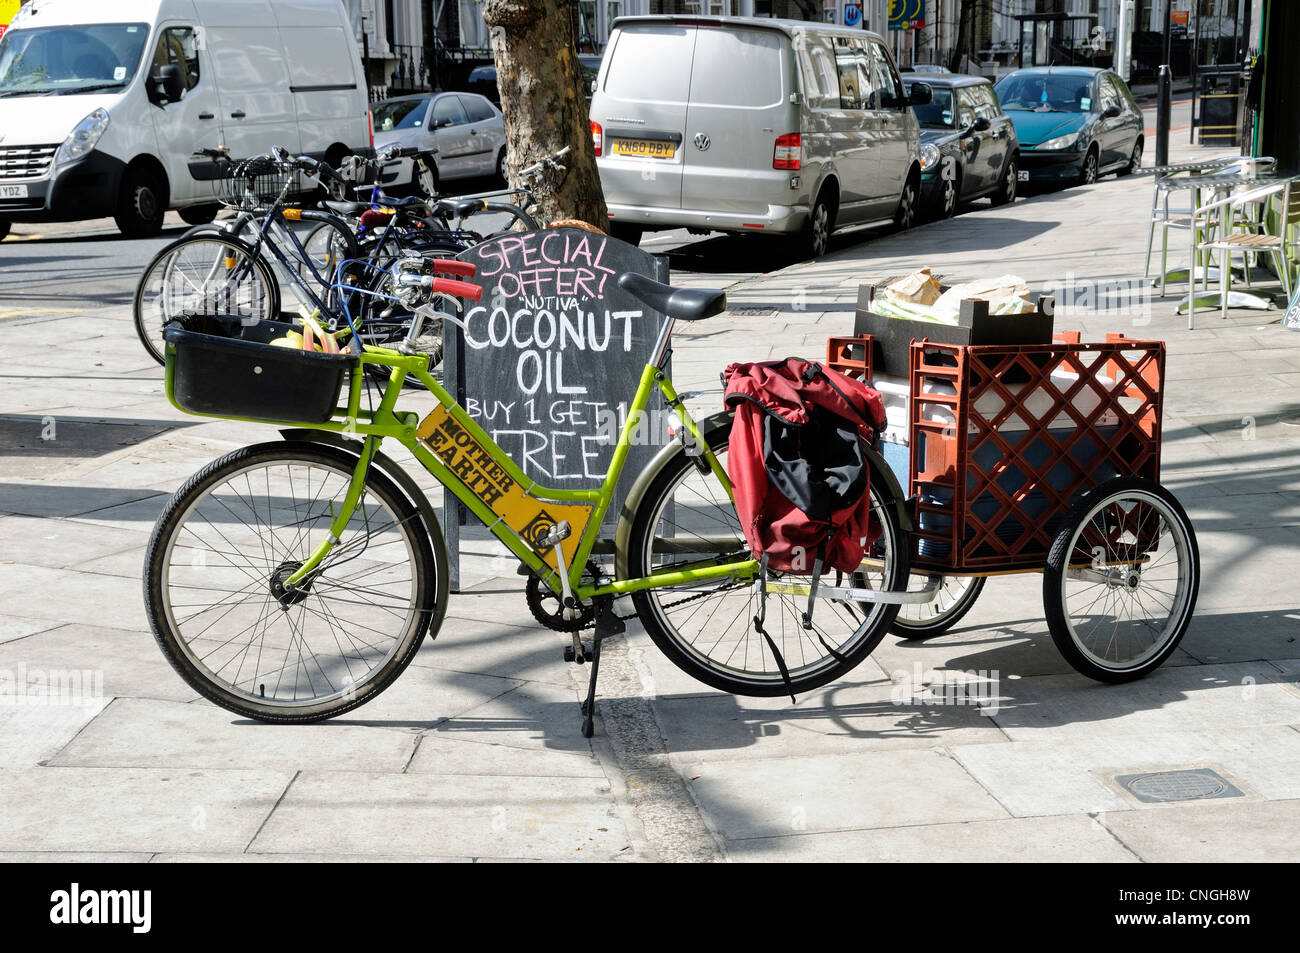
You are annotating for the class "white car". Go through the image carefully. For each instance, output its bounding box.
[372,91,507,193]
[0,0,370,239]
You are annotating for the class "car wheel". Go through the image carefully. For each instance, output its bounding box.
[788,190,834,260]
[178,204,219,226]
[894,171,919,230]
[1117,138,1143,177]
[0,219,10,242]
[991,154,1018,206]
[414,156,439,197]
[1079,147,1099,186]
[496,148,508,185]
[939,169,960,219]
[115,166,168,238]
[610,222,643,246]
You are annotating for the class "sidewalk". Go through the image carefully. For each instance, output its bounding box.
[2,133,1299,862]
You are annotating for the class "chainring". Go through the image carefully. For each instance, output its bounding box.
[525,563,598,632]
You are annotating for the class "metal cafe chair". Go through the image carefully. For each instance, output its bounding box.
[1186,176,1299,327]
[1143,154,1242,281]
[1155,156,1277,299]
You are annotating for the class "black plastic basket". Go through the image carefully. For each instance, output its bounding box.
[164,313,357,424]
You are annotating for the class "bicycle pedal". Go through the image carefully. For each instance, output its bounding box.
[564,640,592,665]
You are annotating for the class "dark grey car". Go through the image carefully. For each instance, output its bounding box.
[904,74,1020,219]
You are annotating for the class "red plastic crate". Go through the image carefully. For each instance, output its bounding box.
[908,335,1164,573]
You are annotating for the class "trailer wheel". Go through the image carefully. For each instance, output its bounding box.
[1044,477,1199,682]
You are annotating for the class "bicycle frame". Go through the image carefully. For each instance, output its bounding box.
[166,325,757,603]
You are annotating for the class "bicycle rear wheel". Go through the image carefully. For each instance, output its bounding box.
[890,574,986,638]
[144,441,444,722]
[624,415,908,696]
[134,234,279,365]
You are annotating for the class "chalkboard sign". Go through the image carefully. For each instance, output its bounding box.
[442,228,672,589]
[1285,279,1300,331]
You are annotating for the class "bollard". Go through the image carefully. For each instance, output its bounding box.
[1156,64,1172,168]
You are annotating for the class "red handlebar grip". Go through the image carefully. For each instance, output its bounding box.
[429,259,477,278]
[431,277,483,301]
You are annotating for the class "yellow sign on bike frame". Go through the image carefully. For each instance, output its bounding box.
[417,403,594,575]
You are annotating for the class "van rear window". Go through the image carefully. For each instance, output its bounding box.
[603,25,693,103]
[688,28,785,108]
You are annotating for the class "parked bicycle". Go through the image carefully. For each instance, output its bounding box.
[132,147,368,365]
[143,256,935,736]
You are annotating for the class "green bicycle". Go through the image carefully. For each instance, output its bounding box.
[143,261,912,735]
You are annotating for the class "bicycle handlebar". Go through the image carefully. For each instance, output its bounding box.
[516,145,571,179]
[398,273,483,302]
[424,258,477,278]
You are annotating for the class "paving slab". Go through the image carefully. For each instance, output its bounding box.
[299,663,526,733]
[1100,798,1300,862]
[952,724,1300,818]
[249,771,631,860]
[727,813,1137,862]
[0,563,149,632]
[149,852,473,862]
[0,514,149,571]
[0,614,61,646]
[0,483,163,520]
[0,852,152,863]
[408,681,604,778]
[651,675,1005,766]
[685,748,1008,841]
[0,624,196,704]
[0,767,292,853]
[0,700,109,768]
[50,697,419,772]
[986,662,1300,742]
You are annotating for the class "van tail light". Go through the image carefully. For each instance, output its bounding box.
[591,120,603,157]
[773,133,801,170]
[367,110,375,150]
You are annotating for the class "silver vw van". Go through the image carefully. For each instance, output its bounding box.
[590,16,929,258]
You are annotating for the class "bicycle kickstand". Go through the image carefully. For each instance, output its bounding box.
[581,595,623,739]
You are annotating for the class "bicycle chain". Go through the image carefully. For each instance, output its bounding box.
[589,581,746,630]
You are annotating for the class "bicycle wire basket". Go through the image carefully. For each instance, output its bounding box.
[215,156,294,210]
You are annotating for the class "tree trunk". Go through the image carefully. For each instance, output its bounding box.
[949,0,973,73]
[482,0,607,230]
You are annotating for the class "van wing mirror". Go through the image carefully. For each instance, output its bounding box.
[1102,103,1121,118]
[156,64,184,104]
[971,115,991,132]
[909,82,933,106]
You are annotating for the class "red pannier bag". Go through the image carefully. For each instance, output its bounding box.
[722,357,887,576]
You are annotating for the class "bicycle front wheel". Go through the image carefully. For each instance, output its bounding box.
[134,234,279,365]
[624,414,909,697]
[144,442,443,722]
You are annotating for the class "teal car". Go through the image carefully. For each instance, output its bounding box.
[993,67,1144,186]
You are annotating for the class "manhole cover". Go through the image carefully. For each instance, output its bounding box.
[1115,768,1243,804]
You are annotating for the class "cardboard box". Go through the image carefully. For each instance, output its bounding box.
[853,280,1055,378]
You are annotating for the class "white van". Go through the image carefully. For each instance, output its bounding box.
[0,0,370,239]
[591,16,929,259]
